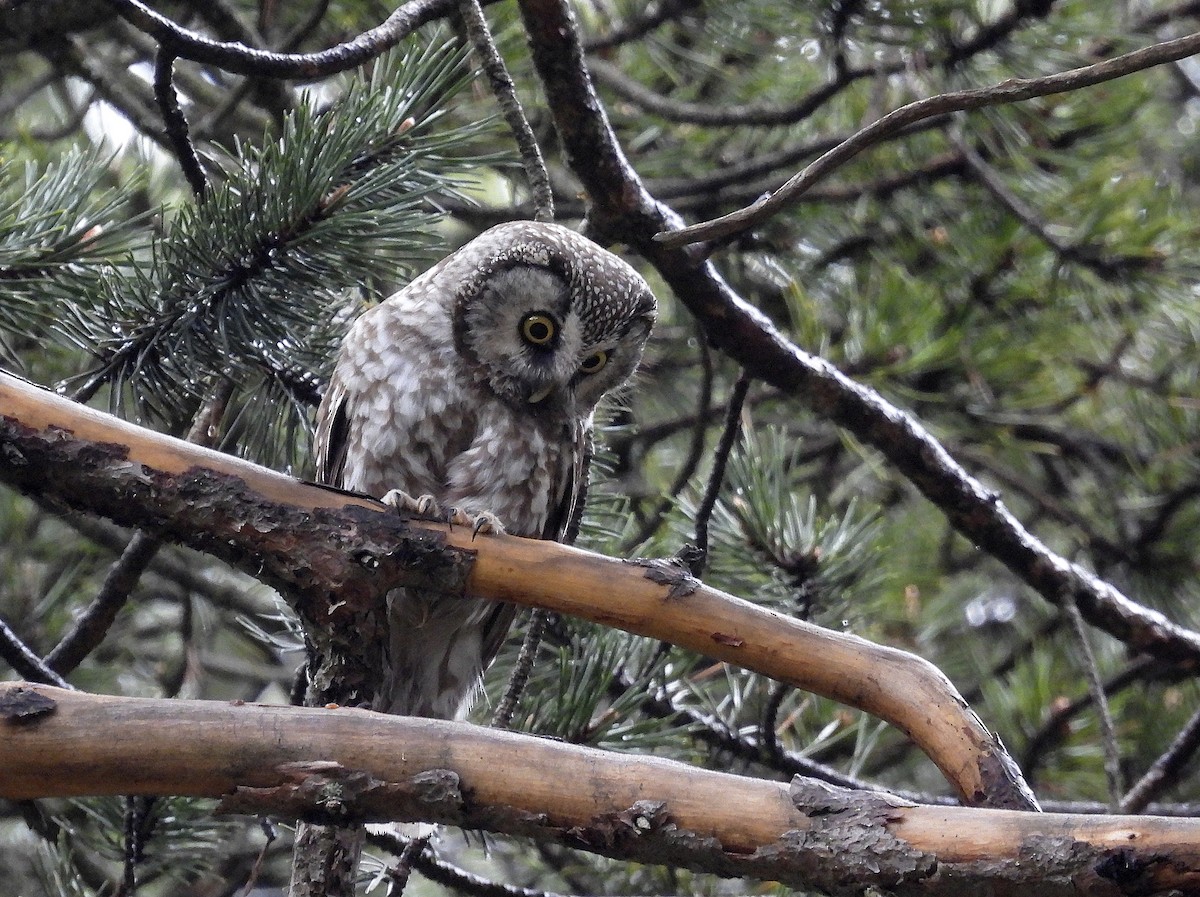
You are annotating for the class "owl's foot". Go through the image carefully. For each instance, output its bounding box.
[380,490,504,539]
[462,510,505,539]
[381,489,442,518]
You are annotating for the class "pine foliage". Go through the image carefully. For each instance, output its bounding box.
[4,2,1200,895]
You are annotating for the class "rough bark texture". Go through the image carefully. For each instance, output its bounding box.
[4,684,1200,895]
[0,370,1036,809]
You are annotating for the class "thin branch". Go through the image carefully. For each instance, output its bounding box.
[582,0,699,52]
[588,57,855,128]
[954,132,1153,275]
[102,0,459,79]
[0,617,72,689]
[657,29,1200,249]
[370,831,561,897]
[45,37,166,151]
[384,832,430,894]
[280,0,334,52]
[1121,703,1200,814]
[239,818,277,897]
[43,531,162,675]
[490,609,548,729]
[1063,596,1124,810]
[44,381,234,674]
[691,371,751,576]
[623,328,714,551]
[1021,656,1173,780]
[457,0,554,222]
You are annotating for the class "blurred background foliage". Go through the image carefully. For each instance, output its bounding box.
[2,0,1200,894]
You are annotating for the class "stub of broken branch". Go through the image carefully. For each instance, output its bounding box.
[2,684,1197,896]
[0,370,1033,809]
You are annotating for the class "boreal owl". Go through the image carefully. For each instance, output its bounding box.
[314,221,656,718]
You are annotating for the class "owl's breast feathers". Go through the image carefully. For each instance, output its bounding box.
[315,301,580,540]
[312,221,651,718]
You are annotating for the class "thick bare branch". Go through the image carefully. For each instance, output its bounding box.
[3,684,1199,895]
[0,370,1033,810]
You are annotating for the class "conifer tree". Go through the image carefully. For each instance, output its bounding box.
[3,3,1200,895]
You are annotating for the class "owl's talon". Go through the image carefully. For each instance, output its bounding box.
[445,506,475,529]
[381,490,444,520]
[441,506,504,538]
[470,512,505,539]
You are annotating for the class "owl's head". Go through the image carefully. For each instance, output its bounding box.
[448,222,657,421]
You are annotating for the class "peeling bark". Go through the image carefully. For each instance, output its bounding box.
[0,370,1036,809]
[4,685,1199,895]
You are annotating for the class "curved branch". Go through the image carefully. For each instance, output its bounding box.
[101,0,457,79]
[514,0,1200,669]
[658,30,1200,248]
[588,57,854,127]
[0,370,1033,810]
[3,684,1199,895]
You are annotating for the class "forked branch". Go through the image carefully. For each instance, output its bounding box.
[0,370,1033,810]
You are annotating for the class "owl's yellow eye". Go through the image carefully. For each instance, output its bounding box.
[520,313,556,346]
[580,351,608,374]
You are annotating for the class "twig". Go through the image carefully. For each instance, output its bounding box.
[623,328,714,551]
[582,0,698,52]
[0,616,72,689]
[1020,656,1171,780]
[119,796,139,897]
[1063,596,1124,810]
[492,432,591,727]
[690,371,751,576]
[103,0,458,79]
[457,0,554,222]
[589,56,854,127]
[46,37,165,151]
[280,0,334,52]
[43,531,163,675]
[239,818,277,897]
[117,795,154,897]
[368,830,578,897]
[490,609,549,728]
[1121,703,1200,814]
[656,29,1200,249]
[386,833,431,894]
[760,680,791,765]
[954,131,1152,275]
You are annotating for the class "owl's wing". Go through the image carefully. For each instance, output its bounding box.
[313,370,351,489]
[477,420,594,672]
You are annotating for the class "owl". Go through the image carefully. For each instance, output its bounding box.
[313,221,657,719]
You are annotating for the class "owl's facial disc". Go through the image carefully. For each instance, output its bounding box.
[458,261,652,416]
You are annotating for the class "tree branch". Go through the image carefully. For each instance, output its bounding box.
[3,683,1199,896]
[458,0,554,221]
[0,369,1033,810]
[515,0,1200,670]
[657,29,1200,249]
[102,0,458,79]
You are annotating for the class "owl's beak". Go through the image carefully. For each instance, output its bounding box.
[527,384,554,404]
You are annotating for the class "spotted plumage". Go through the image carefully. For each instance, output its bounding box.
[314,221,656,718]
